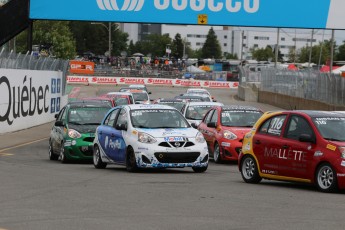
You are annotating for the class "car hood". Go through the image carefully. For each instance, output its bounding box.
[135,128,199,138]
[223,127,252,137]
[68,124,98,134]
[187,119,202,126]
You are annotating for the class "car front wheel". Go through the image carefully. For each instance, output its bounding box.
[93,145,107,169]
[241,155,262,183]
[316,163,338,193]
[126,147,138,172]
[213,143,222,164]
[49,140,58,161]
[59,143,68,164]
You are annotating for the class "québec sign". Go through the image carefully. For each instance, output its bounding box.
[29,0,344,30]
[0,69,62,134]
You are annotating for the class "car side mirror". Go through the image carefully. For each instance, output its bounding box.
[299,134,315,143]
[207,122,217,128]
[55,121,64,127]
[135,102,141,104]
[116,123,127,131]
[148,92,152,94]
[212,99,217,102]
[191,123,198,129]
[54,114,59,119]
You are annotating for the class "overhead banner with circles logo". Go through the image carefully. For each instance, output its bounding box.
[29,0,345,30]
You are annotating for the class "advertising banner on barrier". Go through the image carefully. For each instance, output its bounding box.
[0,69,63,134]
[29,0,345,30]
[69,60,95,74]
[66,76,239,88]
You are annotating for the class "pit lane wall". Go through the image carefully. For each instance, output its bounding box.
[66,76,239,89]
[0,69,67,134]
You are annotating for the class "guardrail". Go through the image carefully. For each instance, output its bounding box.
[0,48,69,94]
[239,66,345,106]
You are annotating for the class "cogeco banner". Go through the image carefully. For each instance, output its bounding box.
[29,0,345,30]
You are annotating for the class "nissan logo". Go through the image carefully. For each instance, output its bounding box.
[96,0,145,11]
[174,142,181,147]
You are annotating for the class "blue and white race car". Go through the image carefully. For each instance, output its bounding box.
[93,104,209,172]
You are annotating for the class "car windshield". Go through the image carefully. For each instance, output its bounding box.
[115,97,129,105]
[221,110,263,127]
[186,105,214,120]
[132,92,148,101]
[312,117,345,141]
[68,107,109,125]
[158,102,185,111]
[130,109,189,128]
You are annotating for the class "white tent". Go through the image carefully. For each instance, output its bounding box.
[186,65,205,73]
[332,65,345,74]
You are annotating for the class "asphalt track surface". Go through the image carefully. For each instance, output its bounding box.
[0,86,344,230]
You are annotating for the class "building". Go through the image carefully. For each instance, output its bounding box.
[120,23,332,61]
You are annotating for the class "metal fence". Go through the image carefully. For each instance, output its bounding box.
[0,48,70,94]
[239,66,345,106]
[69,64,231,81]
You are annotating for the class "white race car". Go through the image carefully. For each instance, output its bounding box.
[93,104,209,172]
[180,101,224,127]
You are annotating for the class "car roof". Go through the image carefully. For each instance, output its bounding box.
[186,101,223,106]
[158,98,186,103]
[129,84,146,88]
[107,92,132,96]
[67,100,111,108]
[124,104,177,110]
[294,110,345,118]
[221,105,262,111]
[183,93,210,97]
[128,89,147,93]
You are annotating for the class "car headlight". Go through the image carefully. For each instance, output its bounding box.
[223,130,237,140]
[195,132,206,143]
[339,147,345,159]
[68,129,81,139]
[138,132,157,144]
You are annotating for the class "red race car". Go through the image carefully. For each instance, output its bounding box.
[239,110,345,193]
[198,105,263,163]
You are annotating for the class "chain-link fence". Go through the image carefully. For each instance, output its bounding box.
[0,48,70,94]
[239,66,345,106]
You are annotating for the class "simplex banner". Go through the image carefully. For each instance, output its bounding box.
[0,69,65,134]
[30,0,345,30]
[66,75,239,88]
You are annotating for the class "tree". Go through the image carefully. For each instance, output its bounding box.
[131,34,172,57]
[336,41,345,61]
[16,20,76,59]
[70,21,128,57]
[251,45,274,61]
[201,27,222,59]
[224,52,238,60]
[172,33,184,59]
[297,40,333,65]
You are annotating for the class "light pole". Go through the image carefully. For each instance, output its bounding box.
[91,22,113,57]
[166,44,171,59]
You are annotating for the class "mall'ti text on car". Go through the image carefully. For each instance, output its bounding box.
[239,110,345,193]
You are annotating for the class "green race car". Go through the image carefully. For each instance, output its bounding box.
[49,100,111,163]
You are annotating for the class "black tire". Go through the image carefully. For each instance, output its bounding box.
[213,142,222,164]
[126,147,138,172]
[48,140,58,161]
[192,165,208,173]
[240,155,262,183]
[315,163,338,193]
[93,145,107,169]
[59,143,69,164]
